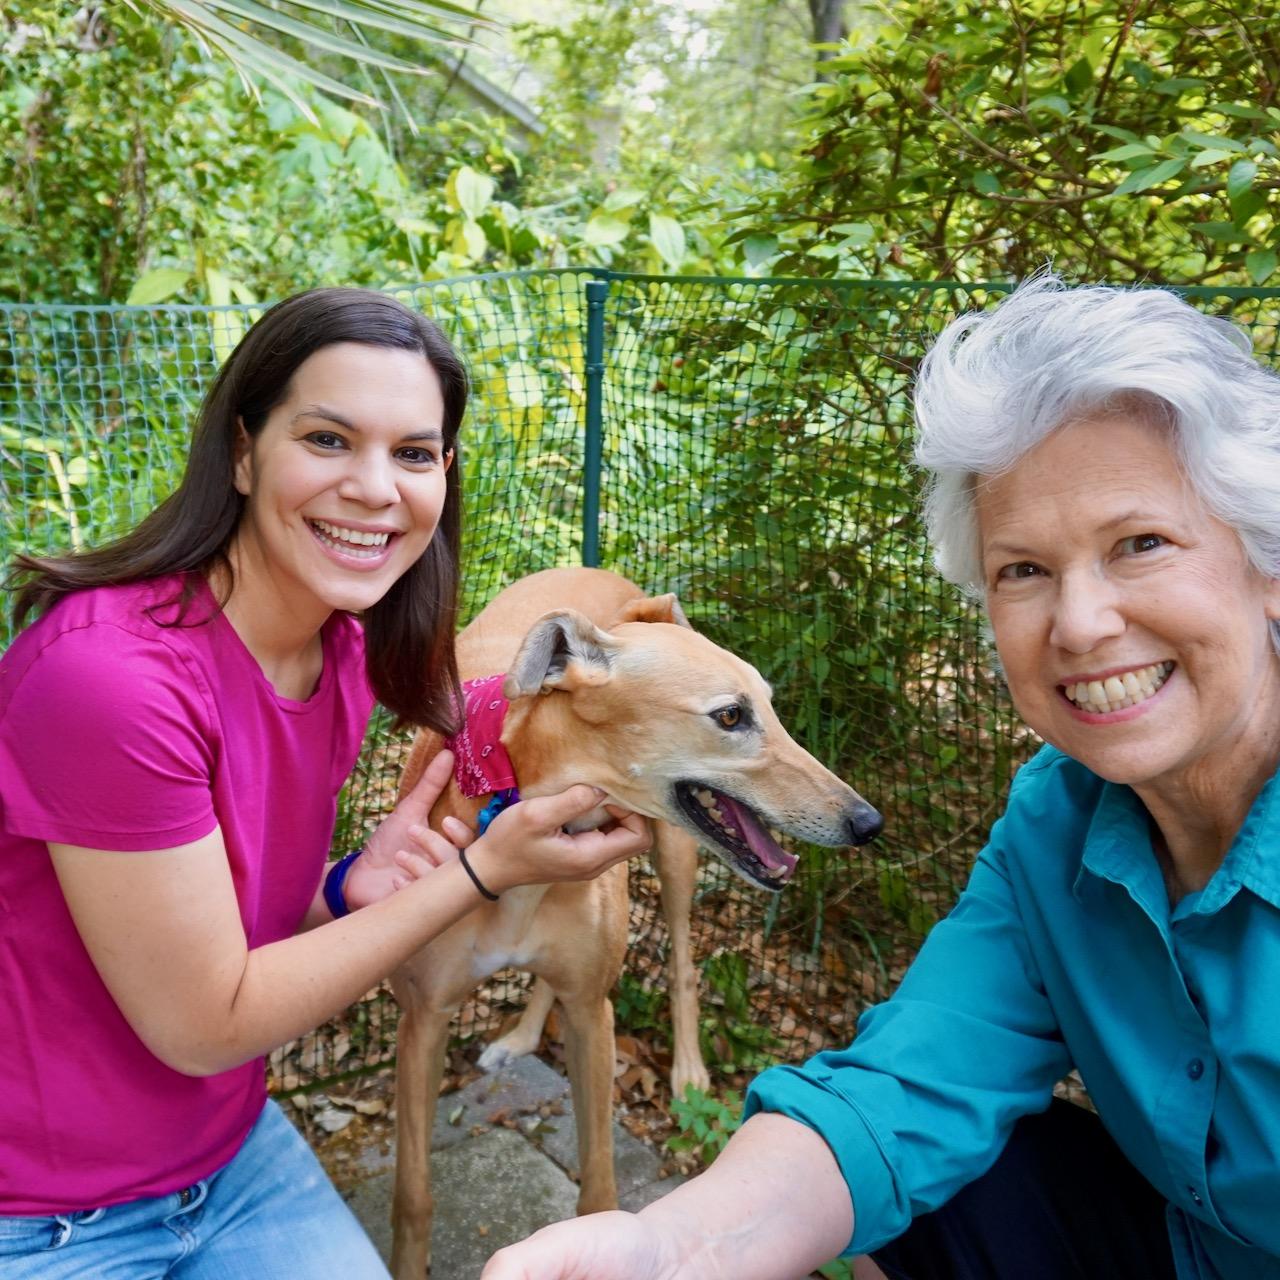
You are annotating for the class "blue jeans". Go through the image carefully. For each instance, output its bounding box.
[0,1100,390,1279]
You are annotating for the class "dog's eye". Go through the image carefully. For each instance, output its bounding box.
[713,705,742,729]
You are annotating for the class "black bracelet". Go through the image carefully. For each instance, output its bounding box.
[459,846,499,901]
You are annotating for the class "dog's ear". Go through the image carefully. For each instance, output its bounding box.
[503,610,620,698]
[612,593,691,629]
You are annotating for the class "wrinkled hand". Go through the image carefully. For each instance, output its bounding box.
[341,749,476,911]
[467,788,653,897]
[480,1210,683,1280]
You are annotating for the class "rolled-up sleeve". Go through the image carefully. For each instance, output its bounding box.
[745,775,1071,1255]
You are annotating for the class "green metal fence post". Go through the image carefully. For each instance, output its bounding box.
[582,276,609,568]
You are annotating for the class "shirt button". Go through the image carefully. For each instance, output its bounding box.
[1187,1058,1205,1081]
[1189,1188,1203,1206]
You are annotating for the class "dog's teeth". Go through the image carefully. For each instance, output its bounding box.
[709,806,725,822]
[695,789,714,807]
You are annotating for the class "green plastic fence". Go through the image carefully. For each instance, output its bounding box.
[5,271,1280,1093]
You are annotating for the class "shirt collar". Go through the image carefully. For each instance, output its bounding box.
[1206,764,1280,912]
[1075,781,1168,924]
[1074,764,1280,918]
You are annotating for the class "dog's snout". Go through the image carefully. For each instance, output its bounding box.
[844,799,884,846]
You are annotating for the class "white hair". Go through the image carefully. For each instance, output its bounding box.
[912,272,1280,653]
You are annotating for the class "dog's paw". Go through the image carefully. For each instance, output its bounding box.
[670,1059,712,1098]
[477,1039,526,1074]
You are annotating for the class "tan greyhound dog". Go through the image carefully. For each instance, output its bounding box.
[387,567,882,1277]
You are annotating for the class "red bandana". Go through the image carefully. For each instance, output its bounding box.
[446,674,518,798]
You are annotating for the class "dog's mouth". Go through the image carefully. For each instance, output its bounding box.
[673,782,798,891]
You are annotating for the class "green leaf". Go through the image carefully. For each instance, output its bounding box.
[1081,29,1108,68]
[833,221,874,247]
[263,0,486,44]
[743,234,778,267]
[1213,102,1268,119]
[145,0,480,123]
[1090,143,1160,163]
[973,171,1001,194]
[1063,57,1093,96]
[1189,149,1241,169]
[603,187,644,212]
[1231,190,1266,224]
[1153,77,1206,96]
[1028,94,1070,117]
[582,215,630,247]
[452,165,495,220]
[1246,247,1278,284]
[1195,221,1248,244]
[648,213,687,270]
[1111,157,1185,196]
[160,1,378,115]
[203,0,434,77]
[204,267,233,307]
[127,267,192,305]
[1226,159,1257,200]
[459,217,486,260]
[1178,131,1245,153]
[1093,125,1142,144]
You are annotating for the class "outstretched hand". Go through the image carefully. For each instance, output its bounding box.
[480,1210,683,1280]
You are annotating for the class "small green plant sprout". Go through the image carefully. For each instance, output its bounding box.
[665,1084,743,1166]
[698,949,782,1072]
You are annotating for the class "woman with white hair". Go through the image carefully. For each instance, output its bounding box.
[480,275,1280,1280]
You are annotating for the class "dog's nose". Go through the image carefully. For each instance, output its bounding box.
[844,800,884,846]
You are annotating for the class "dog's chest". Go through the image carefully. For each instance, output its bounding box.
[467,886,546,979]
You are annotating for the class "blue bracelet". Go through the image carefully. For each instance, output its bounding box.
[323,849,363,919]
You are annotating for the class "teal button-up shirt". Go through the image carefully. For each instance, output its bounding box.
[746,745,1280,1278]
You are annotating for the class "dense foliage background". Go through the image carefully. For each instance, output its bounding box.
[3,0,1277,305]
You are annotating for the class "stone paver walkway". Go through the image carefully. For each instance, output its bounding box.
[342,1055,684,1279]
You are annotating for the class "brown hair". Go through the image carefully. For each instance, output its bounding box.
[8,287,466,731]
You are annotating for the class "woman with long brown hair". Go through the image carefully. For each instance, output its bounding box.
[0,288,649,1278]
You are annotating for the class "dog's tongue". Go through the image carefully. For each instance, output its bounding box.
[718,794,798,880]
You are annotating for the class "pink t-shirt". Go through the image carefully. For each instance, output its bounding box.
[0,575,374,1214]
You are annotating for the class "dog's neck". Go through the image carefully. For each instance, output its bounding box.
[447,675,617,836]
[446,674,518,798]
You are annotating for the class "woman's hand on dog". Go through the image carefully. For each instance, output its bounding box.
[343,751,651,904]
[343,749,476,907]
[468,787,652,896]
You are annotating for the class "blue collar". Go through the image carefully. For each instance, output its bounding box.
[475,786,521,836]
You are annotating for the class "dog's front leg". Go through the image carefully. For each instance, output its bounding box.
[555,980,621,1215]
[389,995,453,1279]
[651,820,711,1099]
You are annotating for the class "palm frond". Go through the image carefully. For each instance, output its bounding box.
[141,0,490,121]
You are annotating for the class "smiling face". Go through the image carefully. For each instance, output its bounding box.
[978,414,1280,794]
[230,342,452,628]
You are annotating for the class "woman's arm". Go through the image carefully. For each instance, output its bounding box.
[480,1112,853,1280]
[49,783,649,1077]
